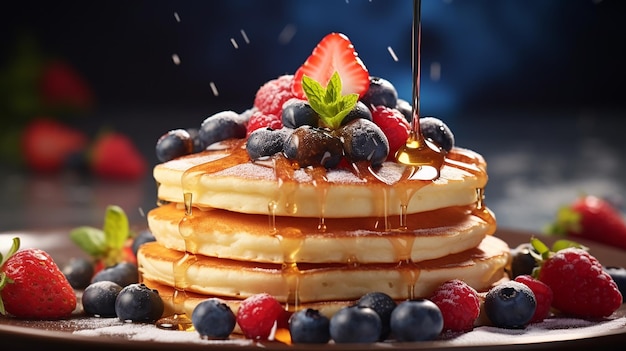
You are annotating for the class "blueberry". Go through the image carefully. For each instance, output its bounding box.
[510,243,538,278]
[283,126,343,168]
[62,257,94,290]
[282,99,319,129]
[420,117,455,152]
[484,281,536,328]
[390,299,443,342]
[82,280,123,317]
[185,127,205,153]
[604,266,626,302]
[395,98,413,123]
[360,76,398,109]
[329,305,381,343]
[191,298,236,339]
[339,119,389,167]
[288,308,331,344]
[357,292,396,341]
[155,129,195,162]
[341,101,373,126]
[115,283,164,323]
[198,110,247,148]
[131,230,156,257]
[246,127,292,160]
[91,262,139,287]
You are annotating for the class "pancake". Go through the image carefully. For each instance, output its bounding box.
[147,202,496,264]
[137,235,510,305]
[154,141,488,218]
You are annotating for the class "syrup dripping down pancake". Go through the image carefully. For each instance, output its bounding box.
[154,141,489,218]
[137,235,510,305]
[147,202,496,264]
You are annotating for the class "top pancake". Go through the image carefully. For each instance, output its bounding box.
[154,140,489,218]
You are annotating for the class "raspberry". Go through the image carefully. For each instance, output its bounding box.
[236,293,285,340]
[370,105,410,161]
[253,75,296,117]
[538,247,622,318]
[246,110,282,136]
[429,279,480,332]
[514,274,553,323]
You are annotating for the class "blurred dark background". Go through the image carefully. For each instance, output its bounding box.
[1,0,625,232]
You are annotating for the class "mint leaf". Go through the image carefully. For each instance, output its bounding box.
[69,226,107,257]
[302,72,358,130]
[103,205,129,250]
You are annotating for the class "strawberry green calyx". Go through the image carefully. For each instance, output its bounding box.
[302,71,358,130]
[529,237,587,277]
[543,206,581,236]
[0,237,20,315]
[70,205,132,267]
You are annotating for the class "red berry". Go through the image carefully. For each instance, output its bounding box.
[21,118,88,173]
[1,245,77,319]
[514,275,553,323]
[370,106,410,160]
[91,132,147,181]
[39,60,94,111]
[236,293,285,340]
[429,279,480,332]
[292,33,369,100]
[538,247,622,318]
[546,195,626,251]
[253,75,296,118]
[246,110,282,137]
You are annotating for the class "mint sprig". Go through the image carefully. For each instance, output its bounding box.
[69,205,131,266]
[302,71,358,130]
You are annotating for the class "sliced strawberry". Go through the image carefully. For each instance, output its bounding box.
[292,32,369,100]
[91,132,147,181]
[21,117,88,173]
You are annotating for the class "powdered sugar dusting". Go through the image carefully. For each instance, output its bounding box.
[73,319,253,346]
[68,315,626,347]
[444,316,626,345]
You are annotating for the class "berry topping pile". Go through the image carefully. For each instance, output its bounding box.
[154,32,456,171]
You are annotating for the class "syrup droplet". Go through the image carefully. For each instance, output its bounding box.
[156,314,194,331]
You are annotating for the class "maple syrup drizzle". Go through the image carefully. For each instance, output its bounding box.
[305,166,330,232]
[273,155,299,215]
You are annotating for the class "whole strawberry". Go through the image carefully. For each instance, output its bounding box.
[545,195,626,251]
[533,239,622,318]
[0,238,77,319]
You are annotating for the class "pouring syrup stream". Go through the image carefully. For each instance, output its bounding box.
[394,0,445,180]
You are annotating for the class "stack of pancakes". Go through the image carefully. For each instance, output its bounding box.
[137,139,510,319]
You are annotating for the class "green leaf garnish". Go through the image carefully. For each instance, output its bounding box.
[103,205,129,250]
[302,72,359,130]
[69,226,107,257]
[69,205,132,265]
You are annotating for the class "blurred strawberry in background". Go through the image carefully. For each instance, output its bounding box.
[21,118,88,173]
[39,60,94,113]
[545,195,626,251]
[1,33,146,181]
[90,132,147,181]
